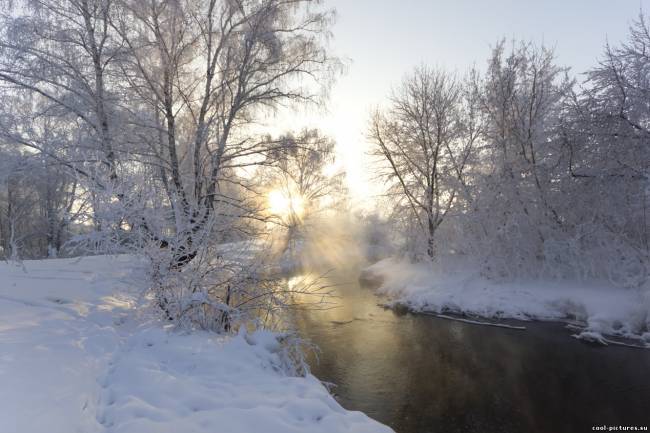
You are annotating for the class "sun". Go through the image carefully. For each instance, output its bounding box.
[267,189,305,219]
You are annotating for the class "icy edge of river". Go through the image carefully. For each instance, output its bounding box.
[364,258,650,349]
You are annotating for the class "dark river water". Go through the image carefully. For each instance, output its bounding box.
[292,267,650,433]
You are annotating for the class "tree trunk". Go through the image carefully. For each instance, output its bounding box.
[426,214,436,260]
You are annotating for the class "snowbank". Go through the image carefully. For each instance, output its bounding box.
[98,328,391,433]
[364,258,650,347]
[0,256,393,433]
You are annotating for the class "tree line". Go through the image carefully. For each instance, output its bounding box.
[370,24,649,287]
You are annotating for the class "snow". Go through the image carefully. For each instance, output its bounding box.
[364,258,650,347]
[0,256,393,433]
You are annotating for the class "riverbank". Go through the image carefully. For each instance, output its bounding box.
[294,266,650,433]
[363,258,650,347]
[0,256,393,433]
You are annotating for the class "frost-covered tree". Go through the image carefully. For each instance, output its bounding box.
[106,0,339,265]
[369,67,478,260]
[467,41,573,277]
[560,15,650,286]
[0,0,122,189]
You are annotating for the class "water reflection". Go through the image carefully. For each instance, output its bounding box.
[293,267,650,433]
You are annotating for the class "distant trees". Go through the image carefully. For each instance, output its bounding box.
[0,147,83,259]
[265,129,345,225]
[260,128,346,258]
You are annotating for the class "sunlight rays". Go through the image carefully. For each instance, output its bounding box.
[267,189,305,220]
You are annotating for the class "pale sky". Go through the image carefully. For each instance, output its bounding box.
[275,0,646,209]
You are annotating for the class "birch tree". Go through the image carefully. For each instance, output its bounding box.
[0,0,122,188]
[110,0,338,267]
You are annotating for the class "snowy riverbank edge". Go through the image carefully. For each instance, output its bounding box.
[0,256,394,433]
[363,258,650,348]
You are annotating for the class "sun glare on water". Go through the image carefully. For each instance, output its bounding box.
[267,189,305,219]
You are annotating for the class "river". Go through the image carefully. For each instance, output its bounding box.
[292,266,650,433]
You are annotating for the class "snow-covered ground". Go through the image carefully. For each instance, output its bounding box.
[0,256,393,433]
[364,258,650,347]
